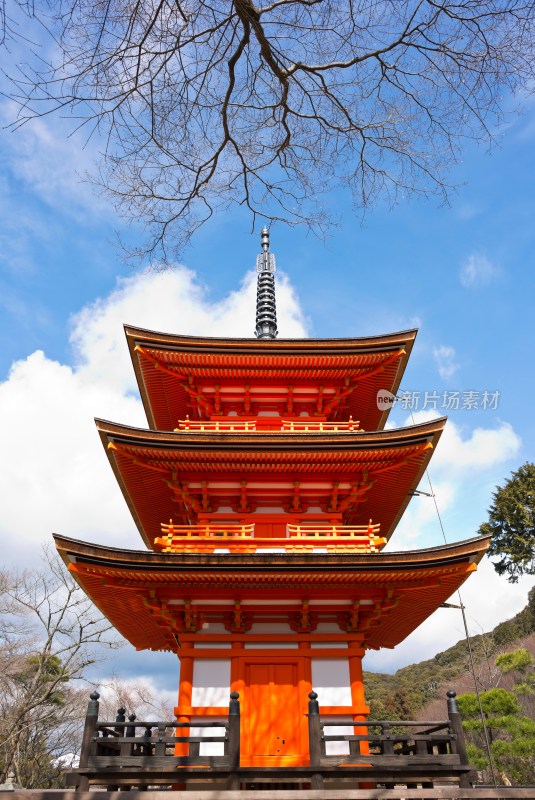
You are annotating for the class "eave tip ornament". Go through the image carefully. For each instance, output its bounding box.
[255,226,278,340]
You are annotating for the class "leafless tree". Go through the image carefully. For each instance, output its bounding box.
[5,1,535,259]
[97,674,174,721]
[0,547,121,787]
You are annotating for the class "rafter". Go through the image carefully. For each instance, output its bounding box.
[134,345,187,380]
[167,479,202,514]
[338,480,373,513]
[328,481,340,512]
[286,385,294,415]
[291,481,303,513]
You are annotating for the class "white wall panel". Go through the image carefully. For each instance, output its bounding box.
[323,724,354,755]
[248,622,293,634]
[191,659,231,707]
[311,658,352,705]
[190,721,225,756]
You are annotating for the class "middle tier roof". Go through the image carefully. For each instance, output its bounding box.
[97,416,445,550]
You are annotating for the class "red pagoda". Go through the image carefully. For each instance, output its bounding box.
[55,230,489,769]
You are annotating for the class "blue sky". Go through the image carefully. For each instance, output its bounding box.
[0,34,534,695]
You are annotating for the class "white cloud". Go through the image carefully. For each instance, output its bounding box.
[429,417,521,471]
[374,409,529,669]
[433,344,459,380]
[365,559,534,673]
[97,674,177,718]
[389,411,521,550]
[0,267,307,565]
[459,253,499,288]
[71,268,306,393]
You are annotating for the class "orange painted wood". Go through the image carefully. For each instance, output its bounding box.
[347,651,371,755]
[178,633,364,642]
[177,648,357,660]
[253,522,287,539]
[270,664,300,756]
[248,664,271,756]
[176,657,193,756]
[245,663,302,760]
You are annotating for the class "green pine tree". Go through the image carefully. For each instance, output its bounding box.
[479,463,535,583]
[458,648,535,785]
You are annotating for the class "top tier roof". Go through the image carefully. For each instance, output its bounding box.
[126,326,417,432]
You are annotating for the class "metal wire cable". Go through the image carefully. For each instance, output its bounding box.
[407,408,498,785]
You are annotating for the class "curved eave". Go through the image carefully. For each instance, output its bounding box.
[54,533,491,651]
[125,326,417,432]
[96,417,445,549]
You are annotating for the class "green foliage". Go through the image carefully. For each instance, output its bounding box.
[480,462,535,583]
[16,655,69,707]
[492,737,535,785]
[364,594,535,786]
[458,648,535,785]
[496,647,533,675]
[364,588,535,723]
[466,742,489,771]
[458,687,520,721]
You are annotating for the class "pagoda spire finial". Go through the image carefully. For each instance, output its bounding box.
[254,227,278,340]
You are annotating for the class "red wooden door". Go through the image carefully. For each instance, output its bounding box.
[245,662,301,761]
[254,522,287,539]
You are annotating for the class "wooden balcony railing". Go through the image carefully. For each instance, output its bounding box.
[66,690,240,791]
[176,418,257,432]
[159,521,254,539]
[174,416,361,433]
[307,689,475,790]
[287,520,381,540]
[154,520,385,554]
[280,417,360,432]
[65,689,483,792]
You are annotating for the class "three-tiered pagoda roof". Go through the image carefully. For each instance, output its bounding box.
[126,327,417,431]
[54,232,489,772]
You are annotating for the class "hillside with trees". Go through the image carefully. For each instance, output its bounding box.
[364,587,535,785]
[364,587,535,721]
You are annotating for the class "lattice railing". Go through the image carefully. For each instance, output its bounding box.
[287,520,381,539]
[280,417,360,432]
[174,416,361,433]
[154,520,384,554]
[176,418,257,432]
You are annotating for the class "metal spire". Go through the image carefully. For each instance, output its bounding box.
[254,227,278,339]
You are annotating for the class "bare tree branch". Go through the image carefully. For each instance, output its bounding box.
[0,546,122,787]
[4,0,535,260]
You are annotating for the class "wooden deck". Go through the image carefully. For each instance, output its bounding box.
[38,690,533,798]
[5,788,535,799]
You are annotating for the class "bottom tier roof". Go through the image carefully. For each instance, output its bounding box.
[54,534,490,652]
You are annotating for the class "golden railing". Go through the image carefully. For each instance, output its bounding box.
[287,521,381,539]
[175,419,257,432]
[280,417,360,432]
[175,416,361,433]
[154,520,385,554]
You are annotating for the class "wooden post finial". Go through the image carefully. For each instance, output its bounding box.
[228,692,241,780]
[307,690,323,787]
[447,689,471,787]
